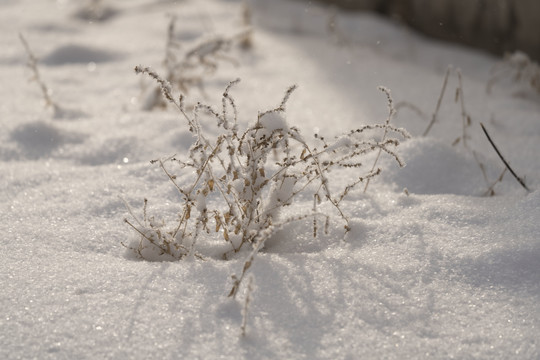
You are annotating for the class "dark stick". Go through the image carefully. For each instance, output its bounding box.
[480,122,530,193]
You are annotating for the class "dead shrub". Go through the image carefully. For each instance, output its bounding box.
[124,67,409,262]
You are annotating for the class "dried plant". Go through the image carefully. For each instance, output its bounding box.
[421,66,452,137]
[19,33,59,114]
[74,0,116,22]
[239,0,254,50]
[326,6,352,46]
[397,67,507,196]
[480,123,530,193]
[452,69,471,148]
[487,51,540,96]
[453,69,508,195]
[140,16,252,110]
[124,67,409,262]
[364,87,397,192]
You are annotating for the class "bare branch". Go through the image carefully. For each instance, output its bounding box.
[480,123,530,193]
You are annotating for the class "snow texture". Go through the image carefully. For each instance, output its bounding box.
[1,0,539,359]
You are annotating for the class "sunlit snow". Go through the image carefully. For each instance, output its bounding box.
[1,0,539,359]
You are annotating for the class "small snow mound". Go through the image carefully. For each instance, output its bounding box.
[456,240,540,292]
[42,44,122,66]
[259,111,288,132]
[382,137,487,195]
[10,121,84,159]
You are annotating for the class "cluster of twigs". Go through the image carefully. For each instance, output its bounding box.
[487,51,540,96]
[74,0,116,22]
[396,66,532,196]
[124,67,409,264]
[141,16,252,110]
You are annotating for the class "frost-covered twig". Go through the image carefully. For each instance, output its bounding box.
[125,73,408,262]
[139,16,251,110]
[363,86,403,192]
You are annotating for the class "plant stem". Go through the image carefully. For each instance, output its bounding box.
[480,123,530,193]
[423,66,451,137]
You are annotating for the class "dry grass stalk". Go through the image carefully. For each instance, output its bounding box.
[452,70,507,195]
[422,66,451,137]
[487,51,540,96]
[75,0,115,22]
[399,67,508,196]
[141,16,251,110]
[239,0,254,49]
[453,69,471,148]
[480,123,530,193]
[19,33,59,114]
[482,168,507,197]
[125,69,408,262]
[395,102,428,122]
[364,86,398,192]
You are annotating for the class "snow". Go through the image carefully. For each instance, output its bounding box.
[2,0,539,358]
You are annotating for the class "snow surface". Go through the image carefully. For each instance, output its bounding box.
[2,0,539,359]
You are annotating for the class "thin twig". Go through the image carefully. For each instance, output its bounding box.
[480,123,530,192]
[482,168,507,197]
[395,102,428,121]
[364,86,397,193]
[456,69,470,148]
[423,66,451,137]
[19,33,58,111]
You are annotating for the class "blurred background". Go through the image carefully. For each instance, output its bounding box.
[310,0,540,61]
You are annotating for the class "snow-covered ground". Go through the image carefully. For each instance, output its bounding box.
[1,0,539,358]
